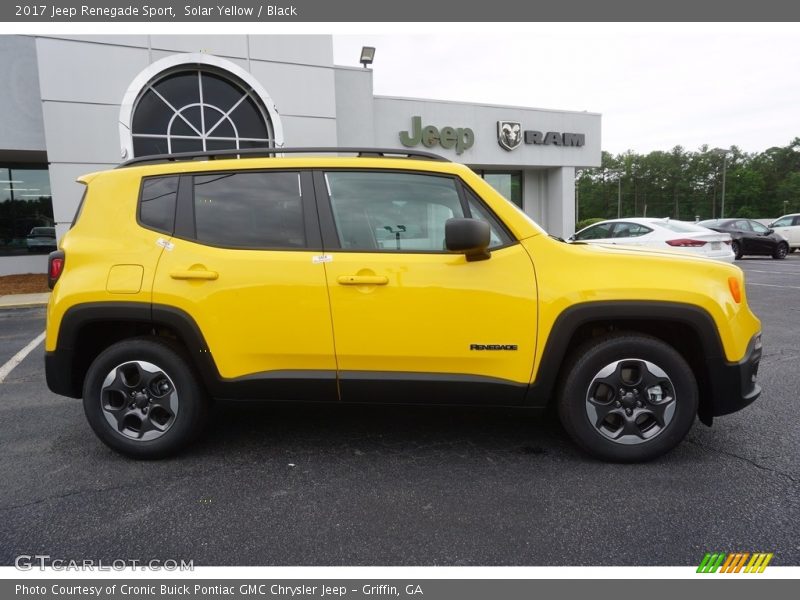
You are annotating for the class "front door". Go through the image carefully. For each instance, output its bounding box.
[316,170,538,405]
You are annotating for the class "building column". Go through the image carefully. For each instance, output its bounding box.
[544,167,575,239]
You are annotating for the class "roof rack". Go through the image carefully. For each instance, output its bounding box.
[117,147,449,168]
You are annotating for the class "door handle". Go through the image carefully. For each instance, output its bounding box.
[337,275,389,285]
[169,270,219,281]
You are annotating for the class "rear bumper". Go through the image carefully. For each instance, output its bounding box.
[709,333,762,417]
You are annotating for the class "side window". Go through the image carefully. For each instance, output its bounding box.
[733,220,752,231]
[613,222,640,238]
[751,221,769,234]
[575,223,613,240]
[193,171,305,249]
[464,192,513,248]
[139,176,178,233]
[613,223,651,238]
[325,171,464,251]
[794,216,800,226]
[772,217,792,227]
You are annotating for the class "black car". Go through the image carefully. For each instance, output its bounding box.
[698,218,789,260]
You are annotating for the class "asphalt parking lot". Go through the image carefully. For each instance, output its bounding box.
[1,256,799,567]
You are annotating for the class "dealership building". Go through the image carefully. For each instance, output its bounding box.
[0,34,601,275]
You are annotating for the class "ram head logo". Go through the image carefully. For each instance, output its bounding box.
[497,121,522,151]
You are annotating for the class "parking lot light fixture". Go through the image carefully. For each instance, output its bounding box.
[360,46,376,68]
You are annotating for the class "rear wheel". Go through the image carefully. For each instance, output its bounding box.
[558,334,698,462]
[773,242,788,259]
[82,337,209,459]
[731,240,743,259]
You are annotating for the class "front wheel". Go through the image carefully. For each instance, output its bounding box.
[558,334,698,462]
[82,337,209,459]
[773,243,788,259]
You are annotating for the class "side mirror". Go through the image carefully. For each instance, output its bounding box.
[568,234,576,242]
[445,218,491,262]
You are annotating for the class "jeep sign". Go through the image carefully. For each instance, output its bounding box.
[399,116,475,155]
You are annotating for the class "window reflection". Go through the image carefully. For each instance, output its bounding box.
[0,166,55,256]
[473,170,523,208]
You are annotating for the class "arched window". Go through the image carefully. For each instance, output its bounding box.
[119,54,284,159]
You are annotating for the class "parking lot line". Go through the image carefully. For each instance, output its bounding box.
[747,282,800,290]
[0,331,45,384]
[743,268,800,274]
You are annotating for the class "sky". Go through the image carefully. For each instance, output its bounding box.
[332,24,800,156]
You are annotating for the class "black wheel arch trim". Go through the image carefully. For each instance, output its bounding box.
[47,300,759,420]
[524,300,759,424]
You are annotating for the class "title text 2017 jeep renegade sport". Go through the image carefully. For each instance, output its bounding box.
[45,148,762,462]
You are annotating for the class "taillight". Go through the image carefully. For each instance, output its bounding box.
[723,240,732,245]
[48,250,65,289]
[666,238,707,247]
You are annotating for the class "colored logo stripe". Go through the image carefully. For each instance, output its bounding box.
[697,552,773,573]
[697,553,726,573]
[745,553,774,573]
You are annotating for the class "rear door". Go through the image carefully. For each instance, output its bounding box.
[151,169,337,400]
[749,220,777,253]
[316,169,538,405]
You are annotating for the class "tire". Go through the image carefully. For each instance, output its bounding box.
[557,333,698,463]
[731,240,743,259]
[82,337,209,459]
[772,242,788,260]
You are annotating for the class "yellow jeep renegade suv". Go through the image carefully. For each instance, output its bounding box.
[45,148,762,461]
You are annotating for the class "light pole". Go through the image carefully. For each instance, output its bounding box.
[603,169,624,218]
[712,148,731,219]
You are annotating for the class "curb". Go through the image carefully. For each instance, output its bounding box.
[0,293,50,309]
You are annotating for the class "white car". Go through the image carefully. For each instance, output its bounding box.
[768,213,800,252]
[570,218,735,262]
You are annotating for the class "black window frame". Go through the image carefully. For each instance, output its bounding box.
[315,168,516,254]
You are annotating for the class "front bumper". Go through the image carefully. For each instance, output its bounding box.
[708,333,762,418]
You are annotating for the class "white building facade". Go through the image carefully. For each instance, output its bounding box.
[0,34,601,275]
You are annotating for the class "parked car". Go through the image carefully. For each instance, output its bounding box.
[569,217,735,262]
[45,148,762,462]
[26,226,57,253]
[768,213,800,252]
[698,218,789,259]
